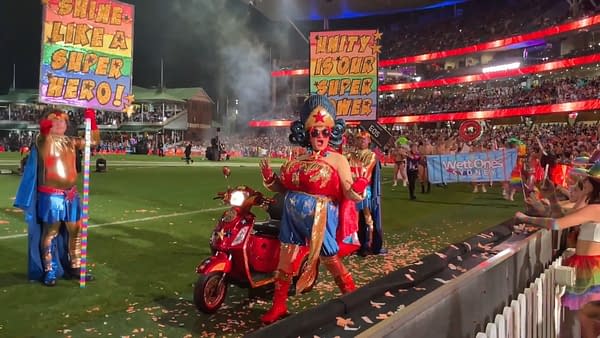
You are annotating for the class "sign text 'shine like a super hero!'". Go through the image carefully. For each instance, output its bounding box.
[39,0,134,112]
[310,30,381,121]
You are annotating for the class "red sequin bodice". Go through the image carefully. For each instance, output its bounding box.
[280,158,340,198]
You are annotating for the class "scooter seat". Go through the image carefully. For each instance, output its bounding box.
[254,220,280,237]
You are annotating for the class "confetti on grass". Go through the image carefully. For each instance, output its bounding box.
[362,316,374,324]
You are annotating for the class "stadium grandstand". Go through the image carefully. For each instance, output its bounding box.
[2,0,600,161]
[259,0,600,128]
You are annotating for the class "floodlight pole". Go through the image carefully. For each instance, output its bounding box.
[286,16,309,44]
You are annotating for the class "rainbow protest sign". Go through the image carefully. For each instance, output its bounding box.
[39,0,134,112]
[310,30,380,121]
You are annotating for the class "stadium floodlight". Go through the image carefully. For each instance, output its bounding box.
[482,62,521,73]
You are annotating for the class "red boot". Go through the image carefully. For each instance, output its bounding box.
[322,255,356,294]
[335,272,356,294]
[261,273,291,324]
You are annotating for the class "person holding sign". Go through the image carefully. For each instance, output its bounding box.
[259,95,368,324]
[346,131,385,256]
[14,109,99,286]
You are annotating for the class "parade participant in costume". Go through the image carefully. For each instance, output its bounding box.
[515,162,600,338]
[470,142,487,193]
[14,109,99,286]
[346,131,385,256]
[419,140,432,194]
[392,138,408,187]
[505,138,526,201]
[259,95,368,324]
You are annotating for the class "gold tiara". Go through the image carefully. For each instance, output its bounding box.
[304,106,335,130]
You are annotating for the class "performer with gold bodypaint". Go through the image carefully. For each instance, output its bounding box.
[346,131,385,256]
[258,95,369,324]
[15,109,99,286]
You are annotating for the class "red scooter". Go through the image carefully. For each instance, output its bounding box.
[193,186,316,313]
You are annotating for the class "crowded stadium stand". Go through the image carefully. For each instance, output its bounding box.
[265,0,600,126]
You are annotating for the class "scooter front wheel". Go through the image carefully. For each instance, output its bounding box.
[194,272,228,313]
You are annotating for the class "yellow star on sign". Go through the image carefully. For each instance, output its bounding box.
[373,45,382,54]
[373,30,383,40]
[216,228,226,241]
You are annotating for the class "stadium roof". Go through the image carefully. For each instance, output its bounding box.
[243,0,467,21]
[132,86,214,104]
[0,89,38,103]
[0,87,214,105]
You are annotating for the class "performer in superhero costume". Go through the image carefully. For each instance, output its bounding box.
[258,95,368,324]
[346,131,385,256]
[14,109,99,286]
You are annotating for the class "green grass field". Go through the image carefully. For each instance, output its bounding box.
[0,153,520,337]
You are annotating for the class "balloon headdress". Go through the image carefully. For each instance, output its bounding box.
[39,110,69,135]
[44,110,69,122]
[289,95,345,148]
[587,162,600,181]
[355,130,371,141]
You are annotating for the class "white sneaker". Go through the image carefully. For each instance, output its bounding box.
[473,187,478,193]
[403,181,407,187]
[392,182,397,187]
[482,186,487,193]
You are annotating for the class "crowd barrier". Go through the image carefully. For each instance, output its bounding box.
[474,255,568,338]
[356,229,554,338]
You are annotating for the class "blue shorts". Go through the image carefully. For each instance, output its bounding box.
[279,191,339,256]
[37,191,81,224]
[356,186,372,211]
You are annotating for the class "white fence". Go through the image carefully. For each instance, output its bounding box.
[357,229,555,338]
[475,257,568,338]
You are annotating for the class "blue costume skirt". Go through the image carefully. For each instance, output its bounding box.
[280,191,339,257]
[37,191,81,224]
[356,186,372,211]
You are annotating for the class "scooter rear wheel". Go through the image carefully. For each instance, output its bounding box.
[194,272,228,313]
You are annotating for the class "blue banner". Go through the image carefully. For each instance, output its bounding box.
[426,149,518,184]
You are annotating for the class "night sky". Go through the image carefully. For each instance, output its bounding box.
[1,0,309,112]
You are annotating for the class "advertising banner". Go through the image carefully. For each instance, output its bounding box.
[310,30,380,121]
[39,0,135,112]
[426,149,518,184]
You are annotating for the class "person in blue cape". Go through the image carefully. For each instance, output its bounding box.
[14,109,98,286]
[347,131,385,256]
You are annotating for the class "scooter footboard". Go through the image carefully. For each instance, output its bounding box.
[196,252,232,274]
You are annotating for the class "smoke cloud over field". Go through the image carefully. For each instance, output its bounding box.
[170,0,293,118]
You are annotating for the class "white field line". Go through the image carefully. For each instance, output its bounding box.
[0,206,228,241]
[0,160,260,167]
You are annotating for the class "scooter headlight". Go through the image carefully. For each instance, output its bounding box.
[230,190,246,207]
[231,226,249,246]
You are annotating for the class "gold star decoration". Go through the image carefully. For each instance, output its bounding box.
[373,45,382,54]
[216,228,226,241]
[122,95,136,114]
[373,30,383,41]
